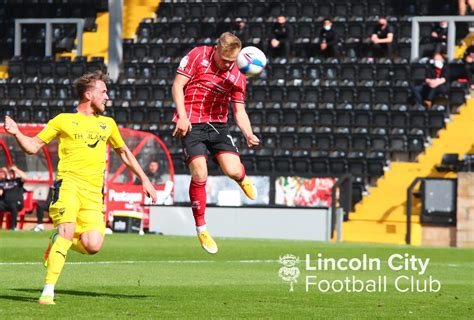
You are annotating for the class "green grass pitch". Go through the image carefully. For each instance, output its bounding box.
[0,231,472,319]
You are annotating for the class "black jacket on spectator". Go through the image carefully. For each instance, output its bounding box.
[0,178,25,230]
[411,62,449,106]
[426,63,448,80]
[370,24,394,58]
[373,24,393,40]
[270,22,293,42]
[319,28,336,47]
[431,24,448,43]
[268,22,293,58]
[319,27,338,58]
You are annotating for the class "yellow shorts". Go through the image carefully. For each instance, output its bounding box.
[49,179,105,235]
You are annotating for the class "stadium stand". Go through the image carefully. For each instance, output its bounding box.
[0,0,108,60]
[1,0,472,217]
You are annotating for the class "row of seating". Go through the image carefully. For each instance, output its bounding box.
[118,60,467,84]
[1,82,463,107]
[124,37,415,60]
[0,0,106,59]
[170,147,389,178]
[7,56,106,79]
[136,20,431,44]
[161,130,426,155]
[155,0,453,21]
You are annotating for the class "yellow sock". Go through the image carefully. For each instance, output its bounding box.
[45,236,72,285]
[71,236,89,255]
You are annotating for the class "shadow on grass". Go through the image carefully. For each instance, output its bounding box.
[12,288,149,299]
[0,294,37,303]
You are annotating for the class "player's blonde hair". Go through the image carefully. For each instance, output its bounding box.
[73,70,109,99]
[217,32,242,59]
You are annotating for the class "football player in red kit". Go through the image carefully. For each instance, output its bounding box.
[172,32,260,254]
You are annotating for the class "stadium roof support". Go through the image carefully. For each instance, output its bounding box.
[108,0,123,82]
[14,18,85,57]
[411,16,474,62]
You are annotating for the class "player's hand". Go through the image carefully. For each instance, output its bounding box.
[173,118,192,138]
[4,116,19,136]
[246,134,260,148]
[143,180,157,204]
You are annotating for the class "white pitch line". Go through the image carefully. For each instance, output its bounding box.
[0,259,278,266]
[0,260,465,267]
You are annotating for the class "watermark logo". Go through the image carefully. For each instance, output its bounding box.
[278,254,300,292]
[277,252,441,293]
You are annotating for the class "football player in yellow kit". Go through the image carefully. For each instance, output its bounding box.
[3,70,157,305]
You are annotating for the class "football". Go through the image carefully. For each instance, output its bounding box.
[236,46,267,77]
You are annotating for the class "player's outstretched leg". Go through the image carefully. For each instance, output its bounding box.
[39,223,74,305]
[236,164,257,200]
[216,154,258,200]
[190,178,218,254]
[43,229,58,268]
[188,157,218,254]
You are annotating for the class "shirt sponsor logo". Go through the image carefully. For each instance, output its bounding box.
[87,140,100,148]
[201,59,209,67]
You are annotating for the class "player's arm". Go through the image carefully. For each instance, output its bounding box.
[232,102,260,148]
[3,116,45,155]
[114,144,157,203]
[172,74,192,138]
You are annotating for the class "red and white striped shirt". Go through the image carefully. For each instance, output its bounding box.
[173,46,246,124]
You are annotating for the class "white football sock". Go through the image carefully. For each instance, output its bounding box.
[41,284,55,296]
[196,225,207,233]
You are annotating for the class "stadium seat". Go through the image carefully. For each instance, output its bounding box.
[367,151,386,178]
[256,148,273,173]
[314,130,333,150]
[310,151,329,175]
[329,151,348,175]
[348,151,367,177]
[274,149,292,173]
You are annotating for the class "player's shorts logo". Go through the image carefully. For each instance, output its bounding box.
[278,254,301,292]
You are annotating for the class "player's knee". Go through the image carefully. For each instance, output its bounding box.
[226,169,242,181]
[191,170,207,181]
[84,242,102,255]
[57,223,76,241]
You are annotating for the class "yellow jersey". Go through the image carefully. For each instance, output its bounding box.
[37,111,125,189]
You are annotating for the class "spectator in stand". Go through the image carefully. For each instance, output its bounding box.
[368,16,394,61]
[412,53,449,109]
[431,21,448,54]
[0,165,27,230]
[135,160,165,185]
[232,17,248,46]
[268,15,293,60]
[318,18,339,58]
[420,21,448,57]
[464,45,474,89]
